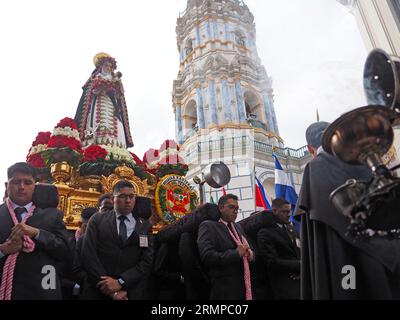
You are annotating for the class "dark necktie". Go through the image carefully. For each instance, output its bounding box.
[14,207,27,223]
[227,222,234,233]
[284,224,297,246]
[118,215,128,244]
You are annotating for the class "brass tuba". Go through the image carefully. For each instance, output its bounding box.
[322,48,400,238]
[364,48,400,123]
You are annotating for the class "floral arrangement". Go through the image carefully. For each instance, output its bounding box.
[91,77,120,93]
[102,145,135,163]
[79,144,152,183]
[143,140,188,178]
[83,145,107,162]
[42,117,83,167]
[26,132,51,168]
[143,148,160,174]
[130,152,144,167]
[158,139,184,165]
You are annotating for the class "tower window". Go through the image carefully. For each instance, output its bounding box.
[246,102,257,119]
[234,31,246,47]
[185,38,193,56]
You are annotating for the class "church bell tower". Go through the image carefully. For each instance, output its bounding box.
[173,0,281,145]
[173,0,298,218]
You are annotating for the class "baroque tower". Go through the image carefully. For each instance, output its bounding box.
[173,0,309,218]
[173,0,280,145]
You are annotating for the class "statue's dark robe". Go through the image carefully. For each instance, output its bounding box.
[74,74,133,148]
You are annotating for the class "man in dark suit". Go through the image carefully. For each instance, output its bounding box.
[152,202,220,300]
[257,198,300,300]
[62,207,97,300]
[197,194,254,300]
[241,212,274,300]
[81,180,153,300]
[0,162,71,300]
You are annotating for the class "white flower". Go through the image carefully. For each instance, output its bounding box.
[147,160,159,169]
[101,145,135,164]
[147,147,182,168]
[158,148,179,159]
[53,126,81,141]
[29,144,47,156]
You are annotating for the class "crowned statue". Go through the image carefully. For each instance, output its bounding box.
[74,53,134,149]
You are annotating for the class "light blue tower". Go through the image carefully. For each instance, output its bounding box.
[173,0,281,145]
[172,0,310,218]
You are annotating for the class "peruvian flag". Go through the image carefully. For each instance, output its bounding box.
[255,177,271,211]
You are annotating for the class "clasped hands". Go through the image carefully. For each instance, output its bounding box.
[236,243,251,258]
[96,276,128,300]
[0,223,39,255]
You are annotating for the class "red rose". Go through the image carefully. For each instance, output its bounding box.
[84,145,107,162]
[48,136,82,151]
[32,132,51,147]
[56,117,78,130]
[27,153,46,168]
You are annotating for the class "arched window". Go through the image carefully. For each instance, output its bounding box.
[234,31,246,47]
[244,91,267,131]
[183,100,198,140]
[185,38,193,56]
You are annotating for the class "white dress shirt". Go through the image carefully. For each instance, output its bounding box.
[10,201,34,221]
[115,212,136,238]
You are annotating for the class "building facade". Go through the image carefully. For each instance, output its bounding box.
[338,0,400,159]
[338,0,400,55]
[173,0,311,219]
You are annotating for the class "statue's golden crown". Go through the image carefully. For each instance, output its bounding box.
[93,52,117,69]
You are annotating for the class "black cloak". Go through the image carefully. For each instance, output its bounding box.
[295,151,400,299]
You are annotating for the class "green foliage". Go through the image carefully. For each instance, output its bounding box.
[79,160,153,184]
[155,164,189,179]
[41,147,82,167]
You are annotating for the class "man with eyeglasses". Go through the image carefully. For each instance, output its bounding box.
[81,180,153,300]
[0,162,70,300]
[197,194,254,300]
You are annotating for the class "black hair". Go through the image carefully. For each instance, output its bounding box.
[112,180,134,194]
[32,184,59,209]
[218,194,238,207]
[7,162,37,180]
[98,193,113,205]
[272,198,290,209]
[132,196,152,220]
[81,207,97,221]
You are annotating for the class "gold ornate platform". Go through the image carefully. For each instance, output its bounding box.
[51,162,154,230]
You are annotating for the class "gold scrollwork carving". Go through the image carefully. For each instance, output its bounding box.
[65,198,99,230]
[101,165,151,197]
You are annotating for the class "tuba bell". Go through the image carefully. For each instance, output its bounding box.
[323,48,400,239]
[364,48,400,123]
